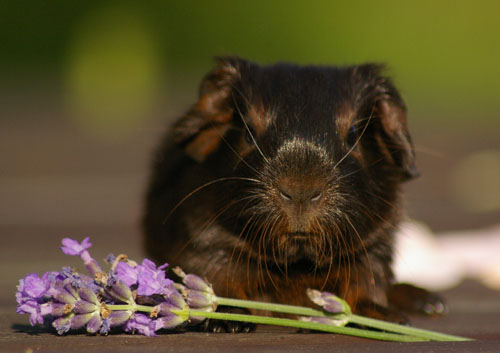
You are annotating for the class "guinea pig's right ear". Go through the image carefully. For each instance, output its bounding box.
[374,89,419,181]
[173,57,241,162]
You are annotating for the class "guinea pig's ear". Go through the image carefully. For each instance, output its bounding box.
[374,82,419,181]
[173,57,241,162]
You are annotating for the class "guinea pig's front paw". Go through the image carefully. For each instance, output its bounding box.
[387,283,448,316]
[201,307,256,333]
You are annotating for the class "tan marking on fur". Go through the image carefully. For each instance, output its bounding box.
[185,124,231,162]
[336,102,356,139]
[247,103,270,135]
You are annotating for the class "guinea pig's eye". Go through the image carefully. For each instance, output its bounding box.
[346,125,357,147]
[244,125,257,145]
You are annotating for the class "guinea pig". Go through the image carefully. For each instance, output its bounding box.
[143,57,445,332]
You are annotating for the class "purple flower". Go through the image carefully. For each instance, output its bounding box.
[16,273,52,326]
[114,261,138,287]
[100,318,112,335]
[60,237,102,275]
[16,299,44,326]
[39,302,70,317]
[124,313,157,336]
[16,273,48,302]
[60,237,92,256]
[136,259,173,296]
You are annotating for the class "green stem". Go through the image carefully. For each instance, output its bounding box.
[174,309,426,342]
[215,296,470,342]
[106,304,153,313]
[349,314,470,342]
[105,298,470,342]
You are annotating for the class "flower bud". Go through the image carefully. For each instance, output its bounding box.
[86,312,102,334]
[53,316,71,335]
[78,287,98,305]
[306,289,351,315]
[165,289,186,310]
[71,313,94,329]
[106,278,134,304]
[186,291,213,309]
[74,300,97,314]
[155,314,186,330]
[108,310,132,327]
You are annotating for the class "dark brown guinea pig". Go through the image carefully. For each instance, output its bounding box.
[143,57,445,332]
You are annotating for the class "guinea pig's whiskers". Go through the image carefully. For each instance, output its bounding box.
[228,213,257,295]
[216,130,262,176]
[349,195,398,231]
[333,109,374,170]
[345,215,376,296]
[162,176,261,224]
[331,222,345,290]
[322,233,335,291]
[231,90,269,164]
[171,196,246,267]
[261,215,282,294]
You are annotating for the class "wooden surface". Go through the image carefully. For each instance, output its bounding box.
[1,113,499,352]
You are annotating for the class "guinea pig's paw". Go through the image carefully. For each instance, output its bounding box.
[202,307,256,333]
[387,283,448,316]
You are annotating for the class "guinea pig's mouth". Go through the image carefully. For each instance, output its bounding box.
[287,231,313,240]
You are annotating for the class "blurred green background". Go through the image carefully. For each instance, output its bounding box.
[1,0,499,231]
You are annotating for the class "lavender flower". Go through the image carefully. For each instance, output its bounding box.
[15,273,49,325]
[60,237,102,275]
[14,237,471,342]
[136,259,173,296]
[114,261,138,287]
[16,299,44,326]
[16,237,197,336]
[125,313,157,336]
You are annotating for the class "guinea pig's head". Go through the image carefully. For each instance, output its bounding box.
[174,57,417,266]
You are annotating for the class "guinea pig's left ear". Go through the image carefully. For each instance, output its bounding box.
[374,88,419,181]
[173,57,241,162]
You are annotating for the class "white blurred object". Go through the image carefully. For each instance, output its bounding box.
[393,221,500,291]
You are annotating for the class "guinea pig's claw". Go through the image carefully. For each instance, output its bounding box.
[201,307,256,333]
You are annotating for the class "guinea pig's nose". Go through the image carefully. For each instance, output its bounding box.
[277,183,324,207]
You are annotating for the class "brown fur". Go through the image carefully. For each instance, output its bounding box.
[143,57,444,330]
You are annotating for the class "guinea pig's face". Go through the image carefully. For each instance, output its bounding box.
[174,58,417,266]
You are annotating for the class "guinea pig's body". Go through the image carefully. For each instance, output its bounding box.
[143,58,442,329]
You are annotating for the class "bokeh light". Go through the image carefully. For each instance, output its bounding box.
[64,4,162,139]
[451,149,500,213]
